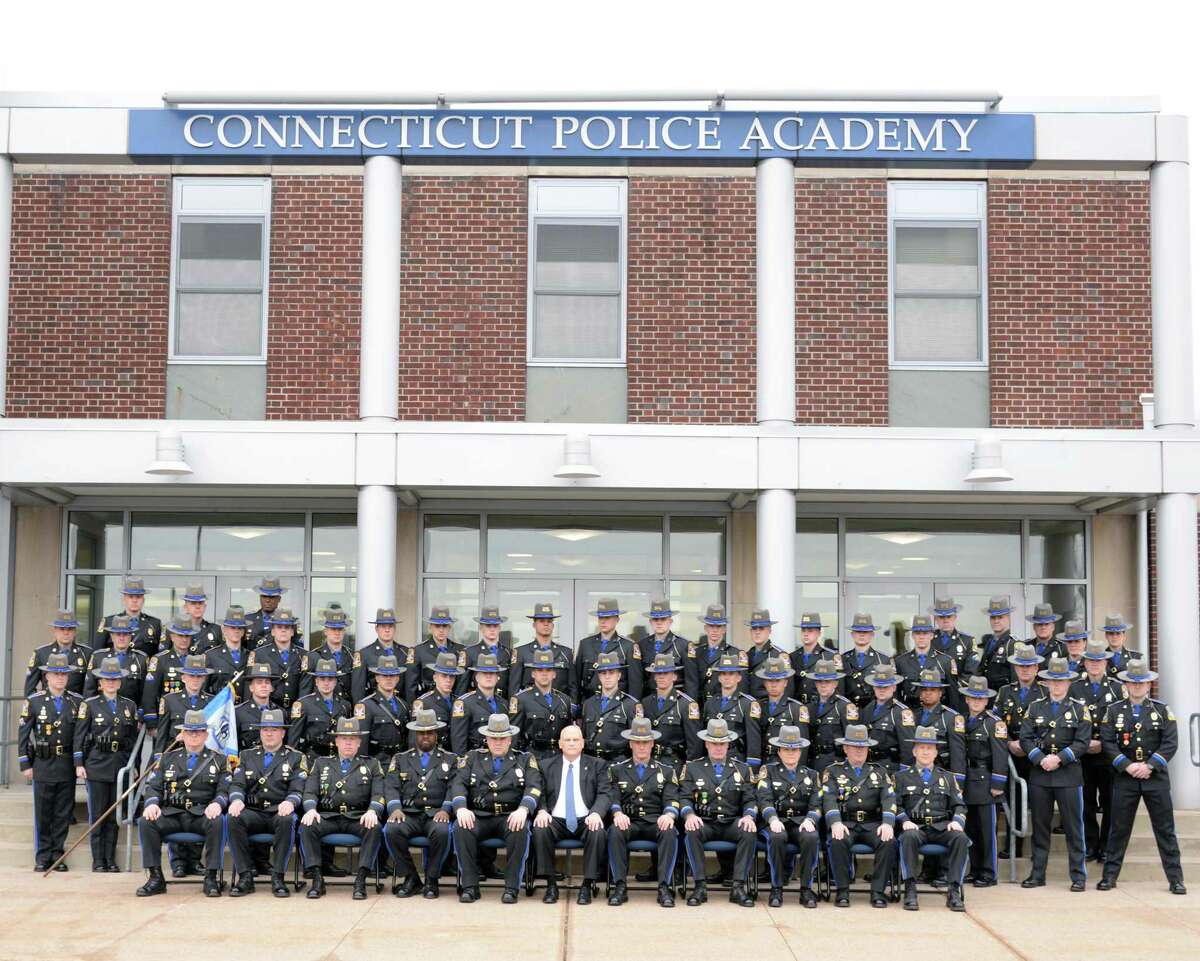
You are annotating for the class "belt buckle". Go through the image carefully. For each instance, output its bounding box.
[55,744,63,757]
[495,803,503,814]
[339,803,348,814]
[924,816,934,825]
[1135,748,1145,761]
[110,740,120,752]
[854,810,865,822]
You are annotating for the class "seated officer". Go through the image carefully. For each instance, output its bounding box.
[226,708,308,898]
[299,717,386,900]
[510,647,576,760]
[959,675,1007,887]
[136,711,229,897]
[861,662,910,772]
[74,656,139,873]
[640,653,701,767]
[821,724,898,908]
[896,725,969,912]
[679,718,758,908]
[757,725,821,909]
[579,651,639,762]
[533,724,610,905]
[607,716,681,908]
[383,709,456,899]
[355,655,410,759]
[450,713,544,904]
[18,652,82,872]
[451,652,509,755]
[1098,660,1186,895]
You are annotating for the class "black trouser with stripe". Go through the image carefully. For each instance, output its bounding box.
[899,824,970,883]
[763,822,819,889]
[85,779,120,864]
[1028,779,1086,883]
[1081,759,1114,858]
[32,776,76,867]
[827,822,896,896]
[228,809,294,875]
[608,820,678,885]
[138,812,224,870]
[965,801,998,882]
[299,815,382,872]
[454,814,530,890]
[384,813,451,881]
[1102,776,1183,885]
[683,820,756,884]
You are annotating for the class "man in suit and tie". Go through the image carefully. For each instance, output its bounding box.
[532,724,611,905]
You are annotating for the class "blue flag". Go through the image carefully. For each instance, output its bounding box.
[203,683,239,760]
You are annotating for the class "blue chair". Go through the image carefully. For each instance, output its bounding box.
[320,833,383,893]
[555,837,586,889]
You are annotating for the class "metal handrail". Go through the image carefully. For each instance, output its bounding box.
[1005,756,1030,882]
[119,728,148,872]
[1189,714,1200,767]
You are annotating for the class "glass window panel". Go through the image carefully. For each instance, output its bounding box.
[312,513,357,573]
[423,515,481,574]
[894,225,979,292]
[178,221,263,288]
[893,297,980,363]
[535,223,620,291]
[198,514,304,572]
[309,576,357,650]
[220,575,304,623]
[845,518,1021,580]
[1027,583,1087,628]
[669,516,725,576]
[532,294,621,360]
[422,578,481,646]
[795,581,840,648]
[68,574,123,641]
[131,513,200,571]
[68,511,124,570]
[932,585,1024,643]
[796,518,838,577]
[137,575,216,627]
[849,587,924,657]
[1028,520,1086,580]
[669,581,724,638]
[486,581,569,650]
[487,515,662,576]
[576,585,654,646]
[176,292,264,356]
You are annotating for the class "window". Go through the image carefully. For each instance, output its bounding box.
[888,181,987,368]
[527,179,626,365]
[169,178,271,362]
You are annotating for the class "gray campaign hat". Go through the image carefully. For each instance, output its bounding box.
[253,708,288,729]
[768,725,810,750]
[621,716,661,741]
[910,725,945,746]
[959,675,998,699]
[697,718,739,743]
[1056,619,1090,643]
[478,712,520,738]
[835,724,878,748]
[180,710,209,732]
[407,708,447,732]
[91,656,130,680]
[51,609,81,629]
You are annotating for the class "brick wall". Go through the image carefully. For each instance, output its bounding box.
[988,179,1152,427]
[266,176,362,419]
[398,176,527,420]
[794,178,889,425]
[626,176,756,423]
[6,175,171,417]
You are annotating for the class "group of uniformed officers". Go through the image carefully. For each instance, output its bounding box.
[19,579,1187,908]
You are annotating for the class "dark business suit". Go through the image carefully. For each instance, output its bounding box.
[533,753,611,881]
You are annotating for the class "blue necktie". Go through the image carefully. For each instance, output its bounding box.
[420,752,430,770]
[53,696,62,713]
[769,701,778,716]
[493,757,502,775]
[389,697,399,713]
[488,696,498,713]
[599,638,608,655]
[1092,683,1100,696]
[341,759,350,774]
[230,649,240,664]
[545,693,553,708]
[564,763,579,831]
[189,697,197,709]
[720,696,729,710]
[117,651,126,666]
[657,696,665,712]
[636,763,645,780]
[263,752,274,768]
[1052,701,1060,717]
[280,649,288,664]
[187,755,197,772]
[921,768,931,784]
[107,699,117,714]
[601,696,609,712]
[325,699,334,714]
[921,709,930,725]
[1132,705,1141,720]
[918,654,926,669]
[857,652,865,669]
[714,763,723,780]
[1019,688,1028,704]
[786,768,796,782]
[332,651,341,667]
[852,766,862,778]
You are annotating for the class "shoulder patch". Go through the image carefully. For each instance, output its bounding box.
[452,699,465,718]
[954,714,966,733]
[687,643,698,658]
[749,700,762,719]
[737,650,749,667]
[300,655,309,672]
[528,754,539,770]
[798,705,810,723]
[291,700,304,719]
[76,701,89,719]
[27,652,37,669]
[352,652,362,668]
[995,720,1008,739]
[846,703,859,720]
[630,643,641,660]
[831,653,843,669]
[457,650,467,666]
[354,703,367,719]
[901,708,915,726]
[457,755,468,768]
[509,695,519,714]
[1167,708,1176,722]
[688,701,701,720]
[147,656,158,672]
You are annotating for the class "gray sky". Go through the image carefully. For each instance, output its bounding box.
[2,0,1196,410]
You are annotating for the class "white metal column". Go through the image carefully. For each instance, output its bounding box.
[755,158,797,645]
[357,156,402,622]
[0,154,12,417]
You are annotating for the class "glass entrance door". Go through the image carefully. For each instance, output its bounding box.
[485,579,574,651]
[934,583,1025,643]
[845,582,930,657]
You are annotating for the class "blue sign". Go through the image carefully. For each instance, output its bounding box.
[128,109,1034,163]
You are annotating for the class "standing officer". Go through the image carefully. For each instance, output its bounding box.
[1018,656,1091,891]
[290,657,352,759]
[451,652,509,755]
[450,713,544,904]
[532,724,610,905]
[841,614,890,709]
[702,651,762,768]
[958,675,1008,887]
[74,655,140,872]
[352,608,417,705]
[895,725,969,912]
[755,656,809,765]
[744,609,790,700]
[299,717,386,900]
[640,653,702,767]
[181,583,221,654]
[683,604,742,705]
[756,725,821,908]
[25,608,92,697]
[204,606,251,700]
[383,709,456,899]
[1059,619,1090,676]
[18,653,81,871]
[510,648,576,760]
[83,613,148,707]
[300,609,355,702]
[1101,613,1143,679]
[994,642,1043,857]
[679,718,758,908]
[930,597,976,678]
[411,606,469,698]
[606,716,681,908]
[1025,603,1067,665]
[1071,640,1123,862]
[895,615,959,711]
[1097,659,1186,894]
[154,654,214,757]
[136,711,229,897]
[861,663,912,773]
[94,576,161,658]
[249,608,304,709]
[463,606,514,700]
[355,655,410,759]
[579,651,640,763]
[226,708,308,898]
[575,598,644,699]
[900,668,966,781]
[235,662,280,751]
[976,595,1016,693]
[411,652,462,751]
[245,576,303,649]
[820,724,898,908]
[141,615,201,730]
[808,658,858,773]
[636,600,691,696]
[509,602,575,699]
[790,612,841,705]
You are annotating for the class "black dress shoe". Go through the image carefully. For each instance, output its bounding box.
[835,890,850,907]
[459,886,479,903]
[53,863,68,872]
[1170,881,1187,895]
[635,868,657,883]
[306,872,326,899]
[93,862,106,873]
[657,883,675,908]
[136,867,167,897]
[1021,875,1045,889]
[271,874,290,898]
[542,881,559,904]
[1096,877,1116,890]
[800,888,818,909]
[576,883,593,906]
[974,877,997,888]
[608,881,628,906]
[34,864,49,872]
[203,871,222,897]
[730,882,755,907]
[903,879,919,911]
[871,894,888,908]
[352,870,369,900]
[423,880,440,899]
[687,881,707,906]
[706,869,731,884]
[1070,880,1086,893]
[947,883,965,912]
[768,886,783,908]
[229,872,255,897]
[501,888,519,904]
[104,861,121,873]
[392,874,420,898]
[480,863,504,880]
[171,864,188,879]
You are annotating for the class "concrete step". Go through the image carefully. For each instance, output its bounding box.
[998,854,1193,883]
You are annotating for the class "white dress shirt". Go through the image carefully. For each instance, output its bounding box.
[551,756,588,820]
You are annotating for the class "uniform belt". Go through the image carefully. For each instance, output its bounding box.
[923,816,935,825]
[854,810,866,822]
[55,744,64,757]
[339,803,348,814]
[1135,747,1145,761]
